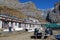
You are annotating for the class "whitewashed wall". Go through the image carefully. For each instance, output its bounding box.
[21,23,25,30]
[0,20,2,29]
[3,22,23,31]
[13,22,22,31]
[3,22,12,32]
[13,22,16,28]
[25,24,30,29]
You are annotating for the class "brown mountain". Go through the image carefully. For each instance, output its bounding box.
[0,0,47,22]
[0,5,27,19]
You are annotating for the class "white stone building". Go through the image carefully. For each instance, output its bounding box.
[0,14,23,32]
[23,17,41,32]
[0,14,41,32]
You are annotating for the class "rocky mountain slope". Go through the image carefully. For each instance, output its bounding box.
[0,0,47,22]
[0,5,27,19]
[46,2,60,23]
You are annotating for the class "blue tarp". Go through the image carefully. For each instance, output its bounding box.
[55,34,60,40]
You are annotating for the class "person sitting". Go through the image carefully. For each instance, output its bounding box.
[45,28,53,37]
[49,28,53,35]
[34,28,39,36]
[37,28,42,37]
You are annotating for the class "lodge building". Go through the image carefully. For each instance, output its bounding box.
[0,5,41,32]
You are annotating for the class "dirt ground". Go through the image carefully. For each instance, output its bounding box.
[0,30,60,40]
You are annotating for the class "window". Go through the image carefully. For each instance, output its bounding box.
[2,21,8,29]
[15,22,17,26]
[19,23,21,28]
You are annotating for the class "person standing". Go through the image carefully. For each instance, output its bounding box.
[8,22,12,32]
[34,28,39,39]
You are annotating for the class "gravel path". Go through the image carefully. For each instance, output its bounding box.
[0,32,36,40]
[0,30,60,40]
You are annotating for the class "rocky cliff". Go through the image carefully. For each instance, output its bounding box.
[0,5,27,19]
[0,0,47,22]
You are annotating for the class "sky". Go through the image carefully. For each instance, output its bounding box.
[19,0,60,9]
